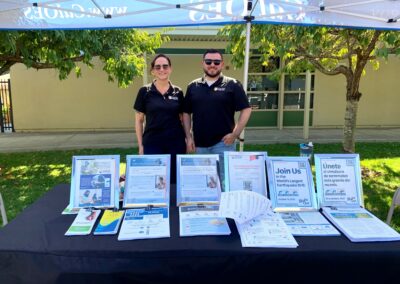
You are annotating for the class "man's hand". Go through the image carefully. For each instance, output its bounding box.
[222,133,237,145]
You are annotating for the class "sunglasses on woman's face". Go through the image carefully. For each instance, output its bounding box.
[154,64,170,70]
[204,59,222,66]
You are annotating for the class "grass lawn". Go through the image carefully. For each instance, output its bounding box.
[0,142,399,232]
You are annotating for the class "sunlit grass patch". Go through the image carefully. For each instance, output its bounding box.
[0,143,399,232]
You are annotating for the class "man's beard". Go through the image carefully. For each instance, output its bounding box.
[204,68,221,79]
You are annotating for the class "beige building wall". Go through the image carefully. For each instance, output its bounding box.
[10,43,243,132]
[166,54,243,91]
[9,40,400,132]
[313,55,400,127]
[11,59,140,132]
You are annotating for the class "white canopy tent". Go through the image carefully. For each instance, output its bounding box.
[1,0,400,149]
[1,1,400,30]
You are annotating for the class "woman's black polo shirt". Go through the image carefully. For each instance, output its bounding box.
[134,82,185,146]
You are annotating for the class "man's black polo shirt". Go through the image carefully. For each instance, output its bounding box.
[183,75,250,147]
[134,82,185,146]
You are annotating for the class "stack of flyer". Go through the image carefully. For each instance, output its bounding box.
[94,210,125,235]
[118,155,171,241]
[219,190,298,248]
[65,155,121,236]
[315,154,400,242]
[222,152,298,248]
[177,154,231,237]
[266,156,340,236]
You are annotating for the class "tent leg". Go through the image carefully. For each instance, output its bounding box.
[239,3,253,152]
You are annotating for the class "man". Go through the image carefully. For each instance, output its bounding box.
[183,49,252,189]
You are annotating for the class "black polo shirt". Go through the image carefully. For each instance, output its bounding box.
[183,75,250,147]
[134,82,185,146]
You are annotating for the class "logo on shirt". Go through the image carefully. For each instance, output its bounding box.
[214,87,226,91]
[168,96,179,100]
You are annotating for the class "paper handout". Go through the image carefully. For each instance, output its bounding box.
[218,190,272,224]
[65,208,101,236]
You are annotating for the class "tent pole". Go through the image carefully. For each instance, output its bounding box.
[303,70,311,139]
[143,52,148,85]
[239,1,254,152]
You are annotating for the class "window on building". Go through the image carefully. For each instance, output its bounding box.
[247,56,314,110]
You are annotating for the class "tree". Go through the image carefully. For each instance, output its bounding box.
[0,29,166,88]
[221,25,400,152]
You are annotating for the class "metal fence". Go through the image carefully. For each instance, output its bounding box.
[0,79,14,133]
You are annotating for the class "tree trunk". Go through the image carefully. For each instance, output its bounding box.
[343,98,359,153]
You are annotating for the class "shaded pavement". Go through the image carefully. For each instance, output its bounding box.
[1,127,400,153]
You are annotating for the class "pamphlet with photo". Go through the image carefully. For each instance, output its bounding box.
[123,155,170,208]
[69,155,120,210]
[176,154,221,206]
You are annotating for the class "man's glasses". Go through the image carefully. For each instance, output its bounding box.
[154,64,170,70]
[204,59,222,66]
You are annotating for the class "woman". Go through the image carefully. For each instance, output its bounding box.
[134,54,186,183]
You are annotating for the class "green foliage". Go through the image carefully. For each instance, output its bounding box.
[221,25,400,153]
[1,143,399,231]
[0,29,167,87]
[0,148,135,222]
[220,24,400,77]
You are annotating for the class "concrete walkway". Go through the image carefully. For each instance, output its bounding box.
[0,128,400,153]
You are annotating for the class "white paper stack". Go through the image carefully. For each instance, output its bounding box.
[118,208,170,241]
[322,207,400,242]
[236,212,298,248]
[315,154,400,242]
[219,190,298,248]
[279,211,340,236]
[179,205,230,237]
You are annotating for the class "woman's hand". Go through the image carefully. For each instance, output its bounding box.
[186,136,195,153]
[138,144,144,155]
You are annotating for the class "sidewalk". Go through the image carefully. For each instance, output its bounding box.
[1,128,400,153]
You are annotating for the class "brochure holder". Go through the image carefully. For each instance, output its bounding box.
[224,151,268,196]
[315,154,400,242]
[315,154,363,208]
[176,154,231,237]
[118,155,171,241]
[266,156,340,236]
[69,155,120,210]
[266,156,317,211]
[123,155,170,208]
[176,154,221,206]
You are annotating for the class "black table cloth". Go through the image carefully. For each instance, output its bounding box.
[0,184,400,284]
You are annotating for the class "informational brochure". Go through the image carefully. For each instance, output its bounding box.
[69,155,120,209]
[123,155,170,208]
[224,151,267,196]
[218,190,272,224]
[314,154,363,207]
[315,154,400,242]
[266,157,317,211]
[93,210,125,235]
[322,207,400,242]
[236,212,298,248]
[267,156,339,236]
[118,207,170,241]
[176,154,221,206]
[279,211,340,236]
[61,204,80,215]
[179,205,231,237]
[65,208,101,236]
